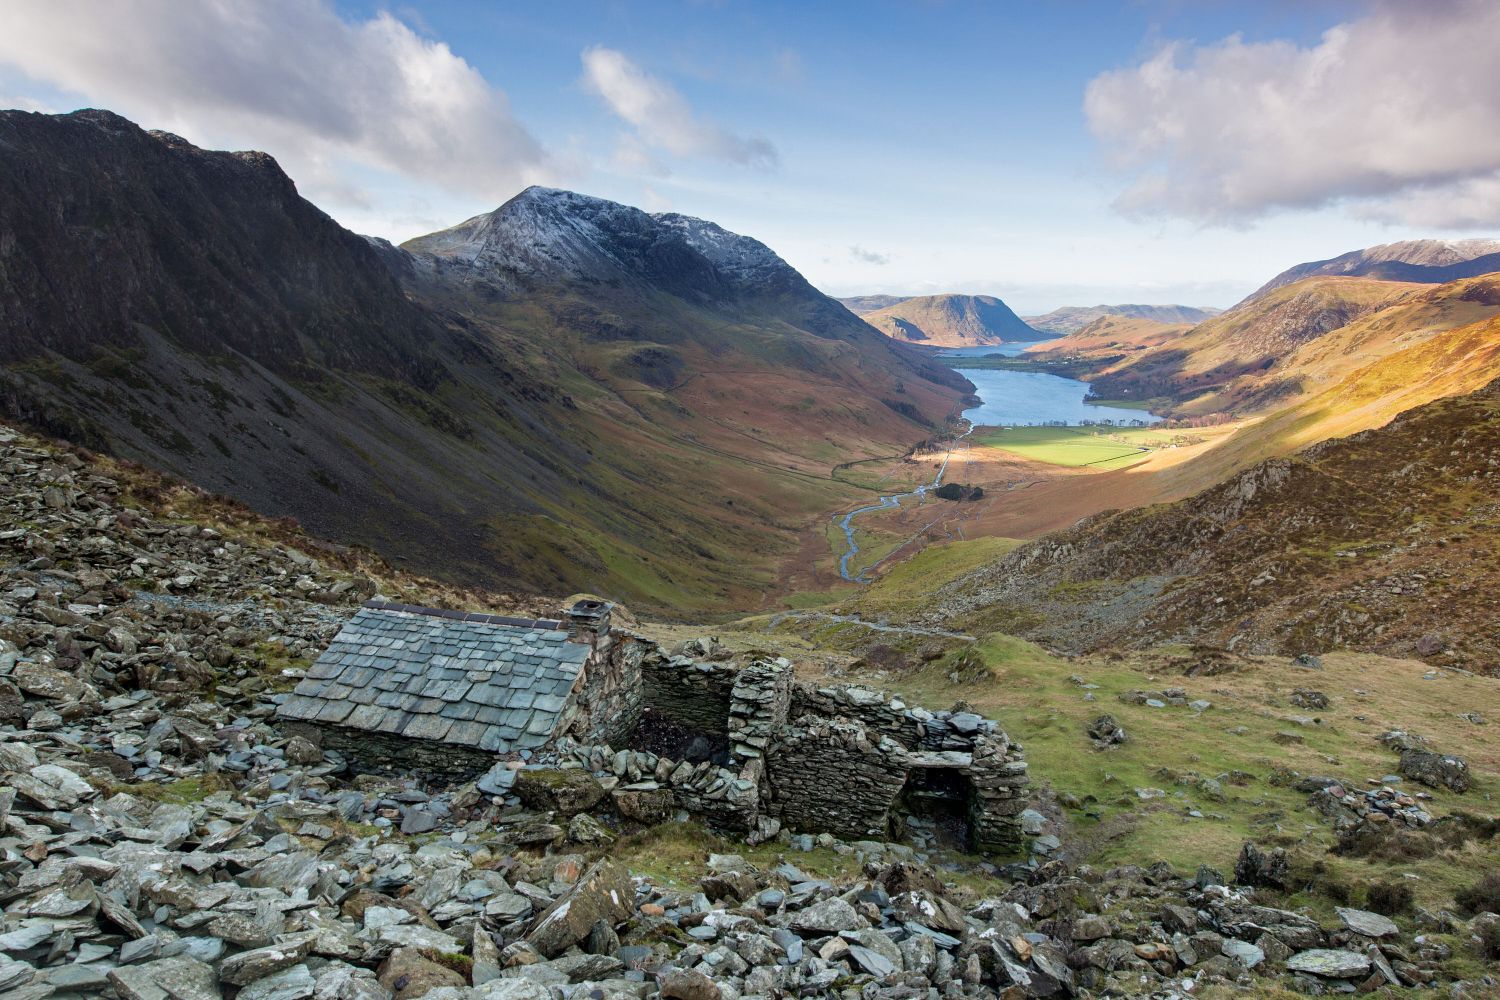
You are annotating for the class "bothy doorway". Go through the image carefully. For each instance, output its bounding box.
[896,766,976,852]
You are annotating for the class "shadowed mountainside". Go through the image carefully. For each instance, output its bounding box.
[0,109,968,612]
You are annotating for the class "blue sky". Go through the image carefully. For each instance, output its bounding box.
[4,0,1497,312]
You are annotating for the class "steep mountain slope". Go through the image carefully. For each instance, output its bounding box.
[837,294,912,315]
[1024,303,1221,335]
[1084,276,1424,413]
[924,376,1500,670]
[1021,315,1191,365]
[0,109,967,612]
[859,294,1044,347]
[1250,238,1500,300]
[1083,271,1500,419]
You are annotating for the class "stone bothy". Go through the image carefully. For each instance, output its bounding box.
[277,600,1030,853]
[276,599,634,776]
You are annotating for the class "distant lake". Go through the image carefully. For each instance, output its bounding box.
[934,343,1163,427]
[936,342,1055,359]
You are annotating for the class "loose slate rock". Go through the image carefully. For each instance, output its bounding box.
[107,955,220,1000]
[1336,906,1399,939]
[1287,949,1373,978]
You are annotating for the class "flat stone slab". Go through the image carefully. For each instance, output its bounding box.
[1336,906,1399,939]
[1286,949,1373,978]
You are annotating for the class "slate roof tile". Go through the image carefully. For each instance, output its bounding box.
[275,606,589,751]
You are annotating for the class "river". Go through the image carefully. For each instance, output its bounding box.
[834,341,1160,582]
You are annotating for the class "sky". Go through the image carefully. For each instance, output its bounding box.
[3,0,1498,313]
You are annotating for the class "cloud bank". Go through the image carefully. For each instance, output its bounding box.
[1085,0,1500,228]
[0,0,551,203]
[581,46,777,169]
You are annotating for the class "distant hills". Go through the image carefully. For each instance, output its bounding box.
[849,293,1045,347]
[1249,238,1500,300]
[1024,303,1222,335]
[0,110,967,611]
[1078,238,1500,417]
[838,294,911,316]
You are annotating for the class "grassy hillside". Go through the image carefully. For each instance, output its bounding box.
[921,374,1500,668]
[1085,276,1423,414]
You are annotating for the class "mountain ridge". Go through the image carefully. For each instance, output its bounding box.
[1024,303,1222,335]
[1248,238,1500,301]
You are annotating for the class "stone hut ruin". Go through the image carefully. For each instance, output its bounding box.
[276,600,1029,853]
[276,599,635,776]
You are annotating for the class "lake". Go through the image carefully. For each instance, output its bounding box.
[933,344,1163,427]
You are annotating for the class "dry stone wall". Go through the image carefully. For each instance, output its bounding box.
[641,653,735,736]
[543,741,762,833]
[280,720,497,782]
[766,716,911,839]
[727,658,791,761]
[966,733,1030,853]
[631,655,1031,854]
[576,633,648,746]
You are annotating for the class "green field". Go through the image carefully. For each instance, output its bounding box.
[974,425,1150,469]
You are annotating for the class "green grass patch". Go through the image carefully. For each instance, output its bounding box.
[974,426,1150,469]
[103,774,234,804]
[848,537,1021,618]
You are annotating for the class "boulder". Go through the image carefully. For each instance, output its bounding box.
[525,859,633,957]
[790,896,867,935]
[107,956,220,1000]
[612,786,675,824]
[658,968,722,1000]
[377,947,465,1000]
[1087,714,1126,748]
[1336,907,1399,939]
[1286,949,1372,978]
[1399,750,1470,793]
[12,662,91,701]
[1234,841,1289,889]
[513,768,608,816]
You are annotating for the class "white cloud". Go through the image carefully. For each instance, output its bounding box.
[1085,0,1500,228]
[581,46,777,169]
[849,245,890,265]
[0,0,552,206]
[0,93,57,113]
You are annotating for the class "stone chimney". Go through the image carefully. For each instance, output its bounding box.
[565,599,613,655]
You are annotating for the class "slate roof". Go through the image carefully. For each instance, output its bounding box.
[276,605,590,752]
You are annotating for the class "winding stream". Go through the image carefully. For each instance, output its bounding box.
[836,424,972,583]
